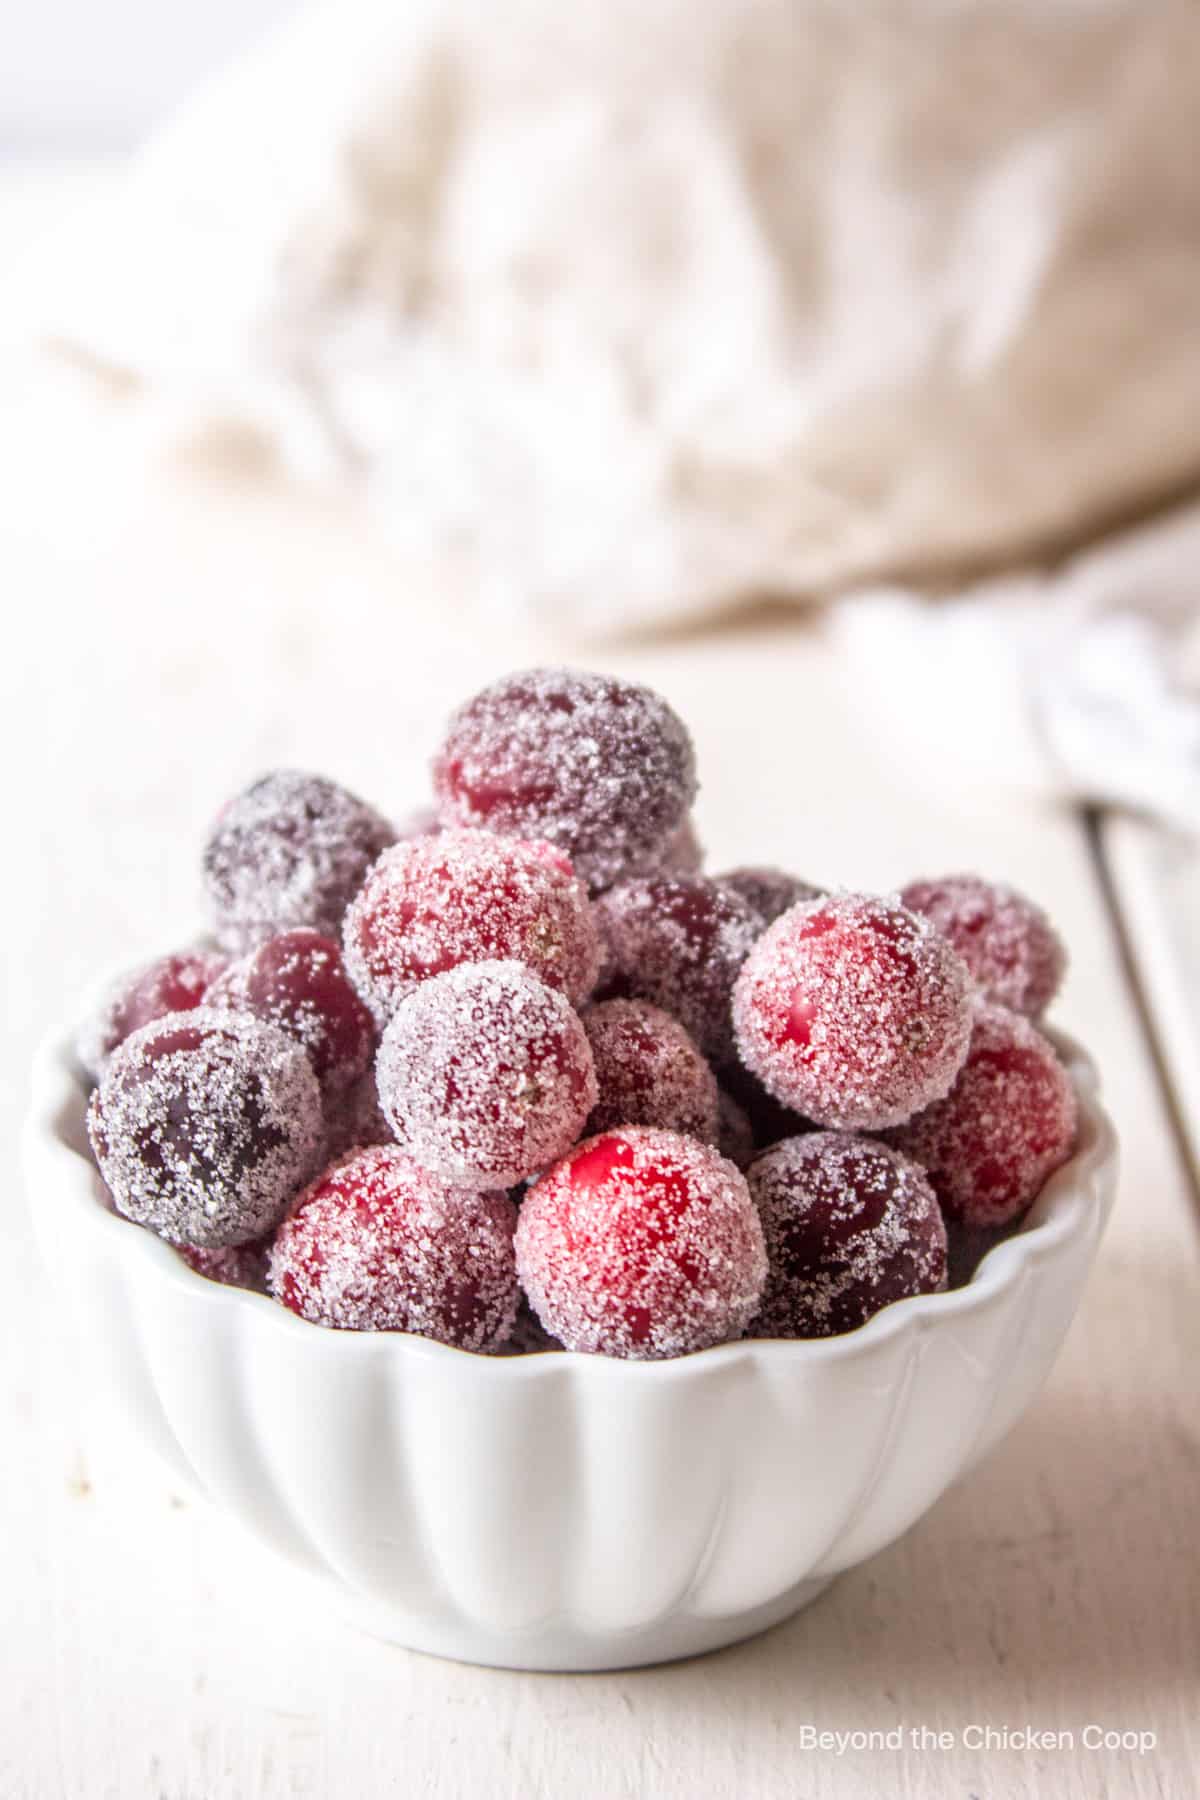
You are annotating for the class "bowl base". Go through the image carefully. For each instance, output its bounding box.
[322,1574,838,1671]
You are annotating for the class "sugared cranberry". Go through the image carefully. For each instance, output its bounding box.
[717,866,822,930]
[593,876,761,1061]
[207,929,374,1094]
[715,1088,755,1170]
[203,770,395,952]
[178,1238,270,1293]
[77,948,228,1081]
[901,874,1066,1018]
[375,961,597,1187]
[746,1133,947,1338]
[88,1009,323,1247]
[432,668,697,893]
[516,1127,766,1359]
[342,829,600,1024]
[269,1145,519,1348]
[886,1002,1078,1227]
[732,893,974,1130]
[582,999,719,1143]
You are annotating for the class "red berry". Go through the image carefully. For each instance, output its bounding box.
[732,893,975,1130]
[717,866,822,930]
[432,668,697,893]
[269,1145,519,1347]
[207,929,374,1093]
[342,829,600,1025]
[886,1003,1078,1227]
[375,961,597,1187]
[203,770,395,952]
[593,876,761,1061]
[88,1010,323,1247]
[746,1133,947,1338]
[582,999,719,1143]
[77,948,229,1081]
[901,875,1066,1018]
[178,1239,270,1293]
[515,1127,766,1359]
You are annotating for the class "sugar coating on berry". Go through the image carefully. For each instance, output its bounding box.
[375,961,598,1187]
[203,770,396,952]
[593,876,761,1061]
[178,1239,270,1293]
[207,929,374,1093]
[342,829,601,1026]
[747,1133,947,1339]
[432,668,698,893]
[886,1002,1078,1227]
[732,892,975,1130]
[269,1145,519,1347]
[717,866,823,930]
[516,1127,767,1360]
[322,1069,394,1161]
[76,948,229,1081]
[715,1088,756,1170]
[901,875,1066,1018]
[582,999,719,1143]
[88,1009,323,1248]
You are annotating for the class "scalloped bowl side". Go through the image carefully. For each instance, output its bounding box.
[23,1027,1117,1670]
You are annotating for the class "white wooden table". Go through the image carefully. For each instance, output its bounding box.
[3,166,1198,1800]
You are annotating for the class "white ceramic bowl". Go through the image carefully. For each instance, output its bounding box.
[24,1027,1117,1671]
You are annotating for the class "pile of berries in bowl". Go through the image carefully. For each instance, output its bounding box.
[29,668,1116,1669]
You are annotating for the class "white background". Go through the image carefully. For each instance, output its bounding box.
[1,0,299,147]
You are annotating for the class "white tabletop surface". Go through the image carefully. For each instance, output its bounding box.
[3,162,1199,1800]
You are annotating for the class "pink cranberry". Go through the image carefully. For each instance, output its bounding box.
[342,829,600,1026]
[515,1127,767,1359]
[88,1009,323,1247]
[77,948,228,1081]
[203,769,395,952]
[207,929,374,1094]
[375,961,597,1187]
[886,1002,1078,1227]
[732,892,975,1130]
[269,1145,519,1348]
[901,874,1066,1018]
[432,668,697,893]
[593,876,761,1061]
[746,1133,947,1338]
[582,999,719,1143]
[717,866,823,930]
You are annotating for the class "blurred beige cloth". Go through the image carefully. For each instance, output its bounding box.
[22,0,1200,634]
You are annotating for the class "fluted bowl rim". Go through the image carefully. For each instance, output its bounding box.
[25,1019,1115,1384]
